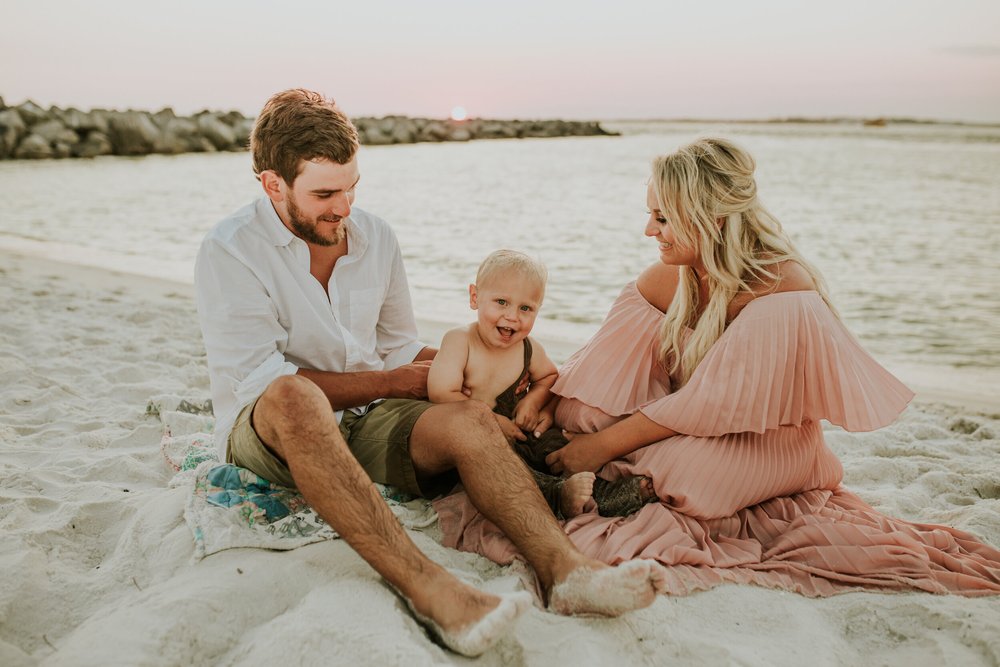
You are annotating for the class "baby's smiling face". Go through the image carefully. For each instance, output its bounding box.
[469,270,544,349]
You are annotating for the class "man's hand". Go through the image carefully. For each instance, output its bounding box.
[493,413,527,444]
[387,361,432,400]
[545,431,612,475]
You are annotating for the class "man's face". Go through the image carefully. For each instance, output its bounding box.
[280,157,360,247]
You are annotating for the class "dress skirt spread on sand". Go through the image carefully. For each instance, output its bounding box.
[434,282,1000,596]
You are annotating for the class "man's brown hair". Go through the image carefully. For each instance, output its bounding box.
[250,89,360,185]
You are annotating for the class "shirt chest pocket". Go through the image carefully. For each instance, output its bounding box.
[348,287,383,346]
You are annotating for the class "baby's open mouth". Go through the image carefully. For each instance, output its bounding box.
[497,327,515,337]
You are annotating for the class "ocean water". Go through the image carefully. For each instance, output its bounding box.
[2,121,999,392]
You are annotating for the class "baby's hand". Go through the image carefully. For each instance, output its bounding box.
[513,403,540,433]
[493,413,527,444]
[533,410,553,436]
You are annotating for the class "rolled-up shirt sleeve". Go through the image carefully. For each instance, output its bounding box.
[195,238,298,448]
[376,234,426,370]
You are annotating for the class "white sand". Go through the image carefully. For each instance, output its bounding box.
[2,247,999,667]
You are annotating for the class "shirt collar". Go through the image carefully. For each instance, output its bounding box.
[255,196,368,260]
[256,197,296,247]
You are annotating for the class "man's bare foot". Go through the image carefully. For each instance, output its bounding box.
[560,472,595,518]
[397,575,532,657]
[547,559,668,617]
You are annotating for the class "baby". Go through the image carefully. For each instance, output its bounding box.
[428,250,651,519]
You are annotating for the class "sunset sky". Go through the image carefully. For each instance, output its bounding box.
[3,0,998,122]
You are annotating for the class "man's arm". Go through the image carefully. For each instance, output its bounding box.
[297,363,431,410]
[413,346,437,362]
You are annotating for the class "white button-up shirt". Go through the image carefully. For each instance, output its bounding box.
[194,197,425,456]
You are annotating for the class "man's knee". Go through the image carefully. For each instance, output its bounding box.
[450,399,497,431]
[434,400,504,454]
[259,374,329,421]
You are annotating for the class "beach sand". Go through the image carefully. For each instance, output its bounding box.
[2,246,999,666]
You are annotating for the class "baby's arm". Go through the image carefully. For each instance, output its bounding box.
[513,338,559,434]
[427,328,470,404]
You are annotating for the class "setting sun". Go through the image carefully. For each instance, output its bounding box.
[450,106,467,121]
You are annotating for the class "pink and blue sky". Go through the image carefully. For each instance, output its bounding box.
[2,0,998,122]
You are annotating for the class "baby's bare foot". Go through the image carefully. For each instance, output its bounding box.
[548,559,668,617]
[560,472,595,518]
[639,476,656,503]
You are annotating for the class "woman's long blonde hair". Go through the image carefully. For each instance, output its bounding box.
[652,137,834,386]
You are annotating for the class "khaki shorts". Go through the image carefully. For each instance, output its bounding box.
[227,397,456,497]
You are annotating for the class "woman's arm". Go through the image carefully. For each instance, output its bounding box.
[546,411,677,475]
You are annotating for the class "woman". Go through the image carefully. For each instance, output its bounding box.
[436,138,1000,596]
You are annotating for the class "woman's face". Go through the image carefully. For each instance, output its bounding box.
[645,183,698,267]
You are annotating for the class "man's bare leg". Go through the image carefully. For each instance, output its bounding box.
[251,376,529,656]
[409,401,667,615]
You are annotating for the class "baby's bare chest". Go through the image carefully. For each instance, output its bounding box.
[463,345,527,406]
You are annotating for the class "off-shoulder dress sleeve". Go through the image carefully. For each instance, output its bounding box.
[639,291,914,436]
[552,282,671,416]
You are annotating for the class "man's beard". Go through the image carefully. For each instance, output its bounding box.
[286,195,345,247]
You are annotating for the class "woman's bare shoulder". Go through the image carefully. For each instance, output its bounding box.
[636,262,680,313]
[770,260,818,294]
[727,260,818,321]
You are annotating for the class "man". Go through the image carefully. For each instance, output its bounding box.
[194,89,665,657]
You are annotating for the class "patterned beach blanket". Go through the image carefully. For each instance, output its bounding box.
[148,395,438,560]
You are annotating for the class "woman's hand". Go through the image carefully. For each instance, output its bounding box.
[545,431,613,475]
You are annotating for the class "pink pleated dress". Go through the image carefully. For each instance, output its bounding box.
[435,282,1000,596]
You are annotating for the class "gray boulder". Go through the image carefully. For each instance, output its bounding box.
[107,111,162,155]
[0,108,27,159]
[390,119,416,144]
[152,107,177,130]
[191,136,218,153]
[418,120,449,142]
[377,116,400,134]
[477,121,518,139]
[218,110,247,127]
[231,117,254,148]
[446,124,472,142]
[197,113,237,150]
[52,140,73,159]
[54,107,109,134]
[72,130,113,158]
[31,119,80,146]
[16,100,50,126]
[360,126,394,145]
[153,116,197,154]
[14,133,54,159]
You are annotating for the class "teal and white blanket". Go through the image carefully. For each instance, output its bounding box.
[148,395,438,560]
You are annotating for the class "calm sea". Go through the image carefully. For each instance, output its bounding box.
[2,121,999,394]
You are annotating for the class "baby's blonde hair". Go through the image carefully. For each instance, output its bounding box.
[475,249,548,293]
[652,137,835,386]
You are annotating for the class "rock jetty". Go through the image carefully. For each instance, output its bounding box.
[0,97,617,160]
